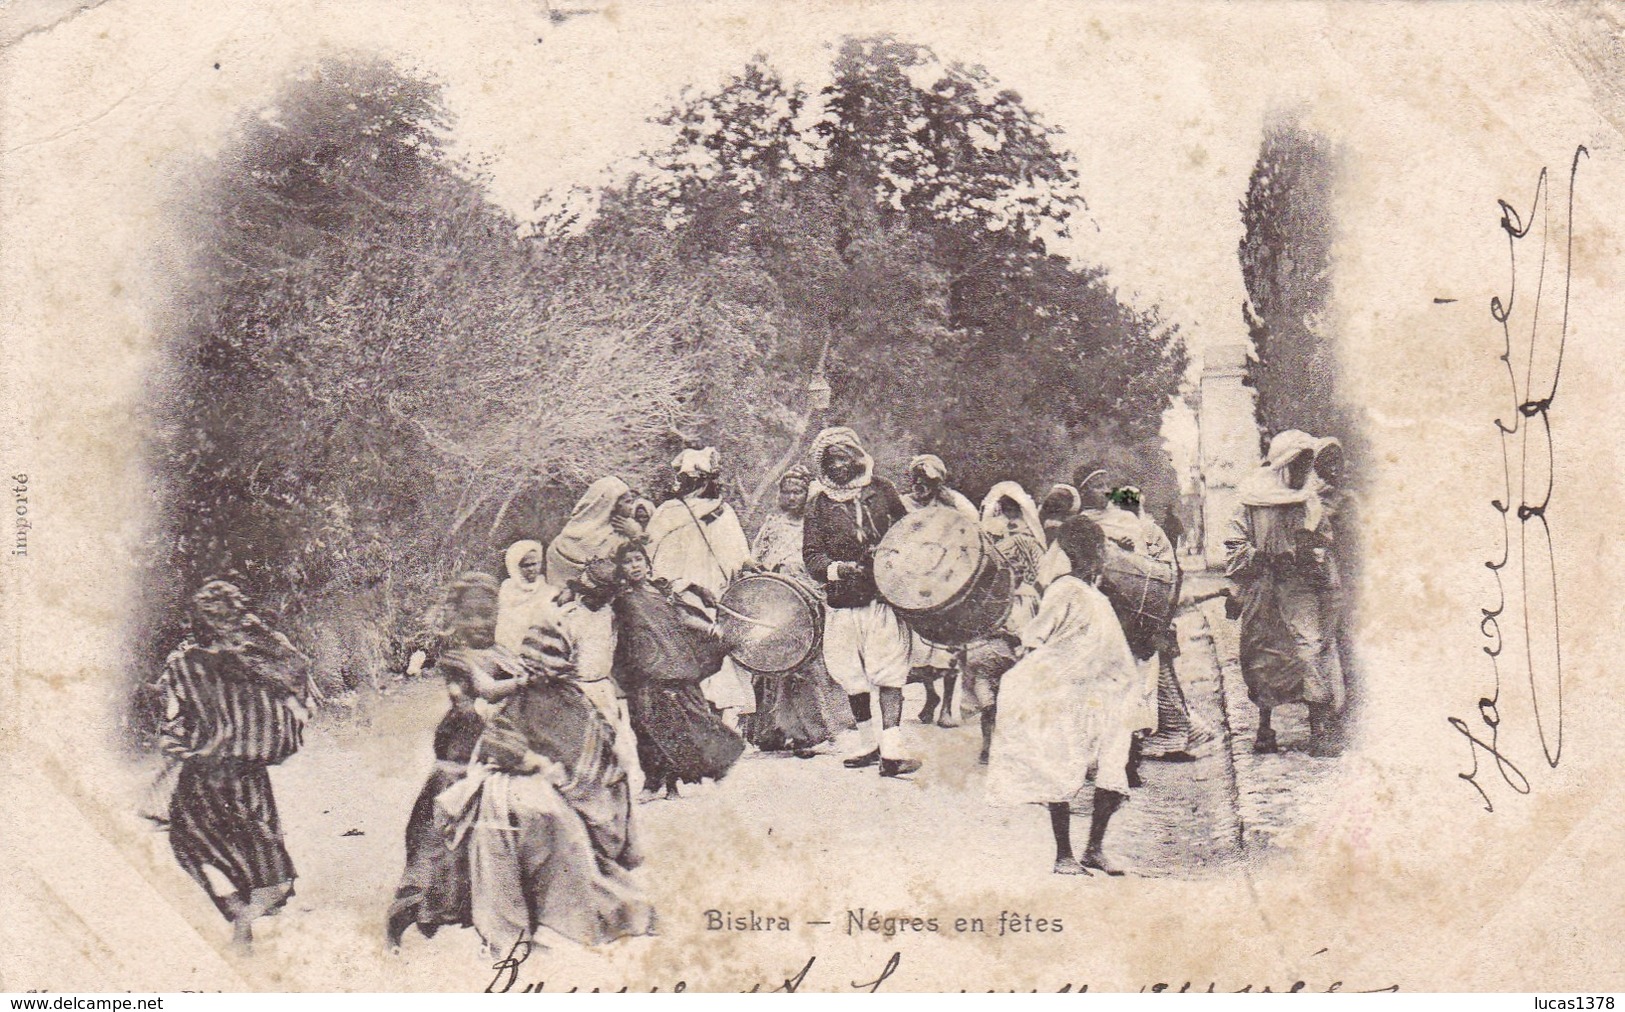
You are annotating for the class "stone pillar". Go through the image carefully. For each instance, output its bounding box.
[1198,344,1260,567]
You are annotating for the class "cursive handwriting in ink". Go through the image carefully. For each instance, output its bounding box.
[482,942,1399,992]
[851,951,902,992]
[1453,144,1585,812]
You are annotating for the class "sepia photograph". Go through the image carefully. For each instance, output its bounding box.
[2,0,1624,994]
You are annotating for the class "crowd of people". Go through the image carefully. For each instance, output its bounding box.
[143,423,1351,952]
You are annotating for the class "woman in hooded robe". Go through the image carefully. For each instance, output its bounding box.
[496,540,559,652]
[982,481,1046,626]
[547,477,640,591]
[960,482,1047,763]
[386,573,528,950]
[631,497,657,532]
[1225,430,1345,756]
[987,515,1141,876]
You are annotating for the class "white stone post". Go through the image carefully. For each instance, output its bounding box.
[1198,344,1261,568]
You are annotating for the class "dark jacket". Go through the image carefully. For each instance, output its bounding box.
[802,476,908,609]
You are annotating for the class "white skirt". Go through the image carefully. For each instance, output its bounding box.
[985,648,1136,803]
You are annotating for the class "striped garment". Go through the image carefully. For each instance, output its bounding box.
[159,639,305,917]
[160,642,306,764]
[169,760,297,918]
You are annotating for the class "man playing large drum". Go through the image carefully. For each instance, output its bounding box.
[802,426,923,778]
[899,453,978,726]
[645,446,757,730]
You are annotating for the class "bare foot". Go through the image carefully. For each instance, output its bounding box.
[1081,848,1126,876]
[1053,856,1091,876]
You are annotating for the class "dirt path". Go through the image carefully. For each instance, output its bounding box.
[143,593,1325,989]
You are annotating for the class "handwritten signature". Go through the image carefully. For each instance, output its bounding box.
[1451,145,1586,812]
[483,941,1396,992]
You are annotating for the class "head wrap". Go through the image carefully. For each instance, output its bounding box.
[808,426,874,503]
[673,446,721,478]
[503,540,546,584]
[192,579,250,620]
[908,454,948,482]
[980,481,1044,544]
[573,557,619,593]
[1239,430,1321,507]
[546,476,632,588]
[778,463,814,488]
[191,580,310,697]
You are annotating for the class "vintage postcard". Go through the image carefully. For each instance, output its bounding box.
[2,0,1623,993]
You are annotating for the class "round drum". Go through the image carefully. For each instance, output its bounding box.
[717,572,823,673]
[1099,545,1178,660]
[873,508,1014,645]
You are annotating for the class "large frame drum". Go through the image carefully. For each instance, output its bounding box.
[1099,545,1178,660]
[872,507,1014,645]
[717,571,824,674]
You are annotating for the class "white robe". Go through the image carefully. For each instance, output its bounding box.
[645,496,751,598]
[1038,507,1165,731]
[985,575,1141,803]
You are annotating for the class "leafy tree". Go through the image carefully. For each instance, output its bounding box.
[576,39,1185,510]
[1238,114,1350,447]
[133,40,1192,727]
[135,56,745,715]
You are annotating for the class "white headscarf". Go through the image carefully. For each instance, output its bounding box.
[908,454,948,482]
[1239,430,1319,507]
[808,426,874,503]
[503,539,546,585]
[673,446,721,478]
[496,539,556,651]
[1240,430,1339,530]
[980,481,1044,544]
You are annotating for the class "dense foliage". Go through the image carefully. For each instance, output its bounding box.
[133,42,1186,714]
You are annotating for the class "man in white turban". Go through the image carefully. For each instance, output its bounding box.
[802,427,922,778]
[645,446,757,726]
[899,453,977,726]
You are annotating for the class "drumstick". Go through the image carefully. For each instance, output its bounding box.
[713,600,783,628]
